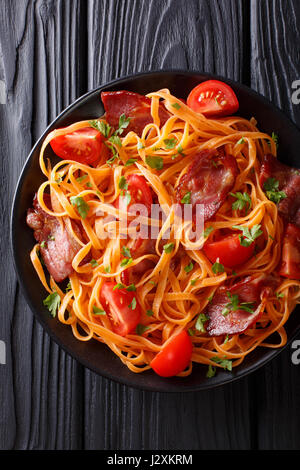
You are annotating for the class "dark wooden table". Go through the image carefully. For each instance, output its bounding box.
[1,0,300,450]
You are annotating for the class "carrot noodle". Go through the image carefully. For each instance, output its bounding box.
[29,89,300,376]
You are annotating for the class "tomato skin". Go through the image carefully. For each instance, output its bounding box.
[150,331,193,377]
[203,233,255,268]
[279,223,300,280]
[116,174,153,216]
[187,80,239,117]
[100,281,141,336]
[50,127,108,166]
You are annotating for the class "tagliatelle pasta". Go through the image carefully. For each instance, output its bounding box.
[27,87,300,377]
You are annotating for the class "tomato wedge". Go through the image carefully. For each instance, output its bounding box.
[203,233,255,268]
[116,174,153,216]
[150,331,193,377]
[187,80,239,117]
[279,223,300,280]
[50,127,108,166]
[100,281,141,336]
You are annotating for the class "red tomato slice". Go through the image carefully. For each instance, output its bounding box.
[150,331,193,377]
[187,80,239,117]
[279,223,300,280]
[203,233,255,268]
[50,127,108,166]
[100,282,141,336]
[116,174,153,216]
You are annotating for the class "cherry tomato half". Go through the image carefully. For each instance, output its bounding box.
[50,127,108,166]
[187,80,239,117]
[100,281,141,336]
[279,223,300,280]
[203,233,255,268]
[150,331,193,377]
[116,174,153,216]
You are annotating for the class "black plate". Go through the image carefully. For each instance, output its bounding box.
[10,71,300,392]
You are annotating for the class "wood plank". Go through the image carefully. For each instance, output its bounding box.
[250,0,300,450]
[84,0,253,451]
[0,0,87,449]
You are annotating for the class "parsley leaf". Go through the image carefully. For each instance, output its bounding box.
[120,258,133,267]
[118,176,128,191]
[126,284,136,292]
[164,138,177,149]
[236,137,245,145]
[146,155,164,170]
[212,261,225,274]
[128,297,137,310]
[263,178,286,204]
[146,309,154,317]
[232,224,263,247]
[109,135,122,147]
[89,119,111,138]
[115,114,130,135]
[121,246,131,258]
[70,196,90,219]
[113,283,126,290]
[188,328,195,336]
[184,261,194,273]
[136,324,150,335]
[222,292,254,317]
[206,364,216,378]
[195,313,208,333]
[211,356,233,371]
[90,259,99,267]
[163,242,174,254]
[181,191,191,204]
[76,174,88,183]
[276,292,284,299]
[92,306,106,315]
[104,265,111,273]
[230,192,252,213]
[124,158,138,166]
[43,291,61,318]
[172,102,181,110]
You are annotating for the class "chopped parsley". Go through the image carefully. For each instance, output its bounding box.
[236,137,245,145]
[163,242,174,254]
[120,257,133,268]
[171,102,181,110]
[164,138,177,149]
[146,155,164,170]
[146,309,154,317]
[212,261,225,275]
[128,297,137,310]
[136,324,150,335]
[276,292,284,299]
[222,292,254,317]
[104,265,111,273]
[90,259,99,267]
[206,365,217,378]
[230,191,252,213]
[263,178,286,204]
[121,246,131,258]
[202,226,214,239]
[211,356,233,371]
[188,328,195,336]
[76,174,88,183]
[92,306,106,315]
[124,158,138,166]
[195,313,208,333]
[89,119,111,138]
[43,291,61,318]
[109,135,122,147]
[40,241,46,249]
[232,224,263,247]
[184,261,194,273]
[70,196,90,219]
[181,191,191,204]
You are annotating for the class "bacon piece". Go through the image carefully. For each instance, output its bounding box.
[176,149,239,222]
[101,90,170,136]
[206,274,279,336]
[279,223,300,280]
[26,194,86,282]
[259,153,300,227]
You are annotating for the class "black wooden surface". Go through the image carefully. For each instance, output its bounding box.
[1,0,300,450]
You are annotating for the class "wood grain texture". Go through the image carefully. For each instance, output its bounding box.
[251,0,300,450]
[1,0,300,450]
